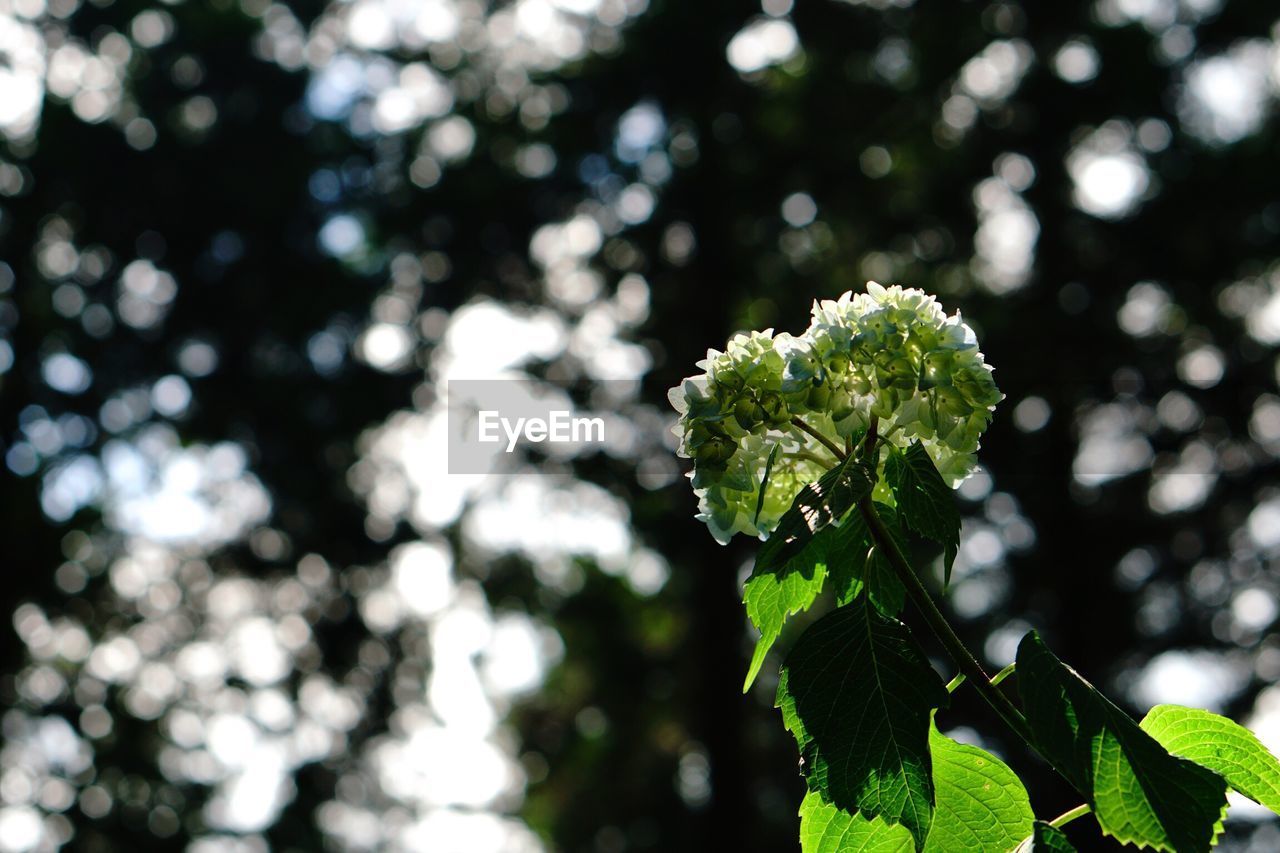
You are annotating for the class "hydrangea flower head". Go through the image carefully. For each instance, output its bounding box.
[670,282,1002,543]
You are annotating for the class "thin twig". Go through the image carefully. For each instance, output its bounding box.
[990,661,1016,687]
[1048,803,1091,829]
[785,450,833,467]
[790,417,846,461]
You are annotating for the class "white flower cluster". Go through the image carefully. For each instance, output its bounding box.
[669,282,1002,544]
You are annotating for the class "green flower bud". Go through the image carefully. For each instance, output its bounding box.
[935,386,971,418]
[694,430,735,462]
[805,382,831,413]
[759,392,790,427]
[733,396,763,431]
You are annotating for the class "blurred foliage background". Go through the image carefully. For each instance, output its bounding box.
[2,0,1280,850]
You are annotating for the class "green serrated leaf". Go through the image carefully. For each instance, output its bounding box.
[1017,633,1229,852]
[755,453,875,576]
[793,715,1032,852]
[884,442,960,585]
[1140,704,1280,816]
[742,454,877,691]
[799,791,914,853]
[743,532,829,692]
[741,503,907,693]
[754,441,781,525]
[778,596,949,846]
[1014,821,1077,852]
[795,716,1033,852]
[922,722,1034,852]
[827,502,907,616]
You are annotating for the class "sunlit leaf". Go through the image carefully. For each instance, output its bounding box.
[743,454,876,690]
[1017,633,1228,852]
[798,717,1034,852]
[778,596,949,845]
[743,533,829,692]
[1140,704,1280,816]
[922,721,1034,852]
[799,791,914,853]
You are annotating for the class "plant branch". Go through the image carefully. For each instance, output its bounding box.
[857,494,1037,753]
[1048,803,1091,828]
[855,423,1035,748]
[790,417,846,461]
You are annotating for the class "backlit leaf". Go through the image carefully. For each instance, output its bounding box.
[1017,633,1228,852]
[743,454,876,690]
[1140,704,1280,816]
[922,721,1034,852]
[778,596,948,845]
[799,791,914,853]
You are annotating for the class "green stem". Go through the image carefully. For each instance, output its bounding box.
[990,661,1016,687]
[855,422,1035,749]
[858,498,1037,751]
[862,416,879,463]
[786,450,833,467]
[944,661,1015,694]
[1048,803,1091,829]
[790,417,846,461]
